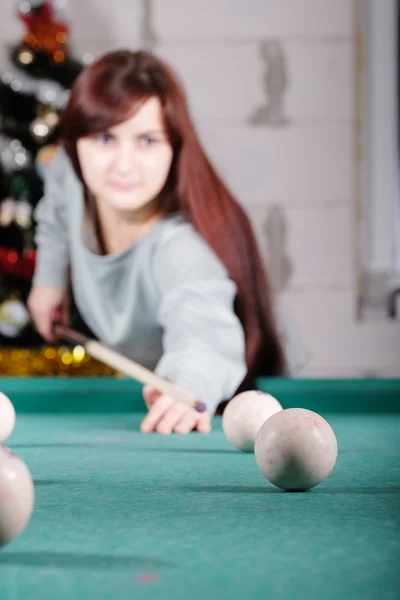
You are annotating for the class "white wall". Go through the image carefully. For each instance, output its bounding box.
[365,0,398,274]
[1,0,399,377]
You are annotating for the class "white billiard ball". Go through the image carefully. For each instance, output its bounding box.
[0,445,35,547]
[0,392,16,443]
[254,408,338,491]
[222,390,283,452]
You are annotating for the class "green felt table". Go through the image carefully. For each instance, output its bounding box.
[0,377,399,600]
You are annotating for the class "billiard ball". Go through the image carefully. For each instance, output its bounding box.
[254,408,338,491]
[222,390,283,452]
[0,392,16,443]
[0,445,35,547]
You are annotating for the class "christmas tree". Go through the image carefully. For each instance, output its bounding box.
[0,1,114,375]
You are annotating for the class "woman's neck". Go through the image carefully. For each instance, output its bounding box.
[89,196,162,255]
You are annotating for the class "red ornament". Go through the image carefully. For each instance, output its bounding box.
[18,0,69,62]
[0,247,36,280]
[18,2,54,29]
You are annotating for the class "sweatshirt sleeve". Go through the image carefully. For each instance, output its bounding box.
[33,147,70,288]
[152,223,247,415]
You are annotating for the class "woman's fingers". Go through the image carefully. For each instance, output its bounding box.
[196,413,212,433]
[174,411,199,434]
[156,402,188,435]
[140,394,174,432]
[142,385,160,409]
[140,393,211,434]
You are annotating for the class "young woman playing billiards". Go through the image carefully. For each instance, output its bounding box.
[28,50,309,435]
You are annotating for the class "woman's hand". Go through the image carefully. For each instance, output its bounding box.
[27,285,69,342]
[141,385,211,434]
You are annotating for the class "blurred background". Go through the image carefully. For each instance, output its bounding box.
[0,0,399,378]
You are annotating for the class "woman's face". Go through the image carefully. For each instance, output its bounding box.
[76,96,173,216]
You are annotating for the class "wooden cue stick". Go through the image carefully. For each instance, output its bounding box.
[54,323,206,413]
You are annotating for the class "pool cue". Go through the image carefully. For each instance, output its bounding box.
[54,323,206,413]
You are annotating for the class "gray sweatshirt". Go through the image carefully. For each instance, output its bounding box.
[33,147,310,414]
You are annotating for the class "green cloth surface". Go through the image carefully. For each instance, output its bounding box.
[1,377,400,413]
[0,378,399,599]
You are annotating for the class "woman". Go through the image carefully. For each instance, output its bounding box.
[28,50,307,435]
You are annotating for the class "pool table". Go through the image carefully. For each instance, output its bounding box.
[0,377,399,600]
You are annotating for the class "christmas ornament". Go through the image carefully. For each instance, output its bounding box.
[1,68,69,110]
[81,53,94,65]
[15,200,34,250]
[35,144,57,178]
[0,136,31,172]
[9,171,31,199]
[0,199,17,227]
[0,247,36,280]
[29,117,49,142]
[0,297,30,338]
[37,80,69,109]
[17,0,69,64]
[15,200,33,230]
[29,103,60,144]
[17,1,47,14]
[16,45,35,66]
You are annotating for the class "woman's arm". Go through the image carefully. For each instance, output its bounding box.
[33,146,70,288]
[28,147,71,341]
[152,223,247,417]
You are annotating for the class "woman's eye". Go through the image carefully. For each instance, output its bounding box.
[95,133,113,144]
[140,136,157,146]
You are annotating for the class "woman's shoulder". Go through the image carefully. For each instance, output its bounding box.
[153,213,229,280]
[45,144,77,183]
[157,213,201,243]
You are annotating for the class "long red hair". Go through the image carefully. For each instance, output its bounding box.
[59,50,287,382]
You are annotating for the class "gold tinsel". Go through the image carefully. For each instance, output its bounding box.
[0,346,117,377]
